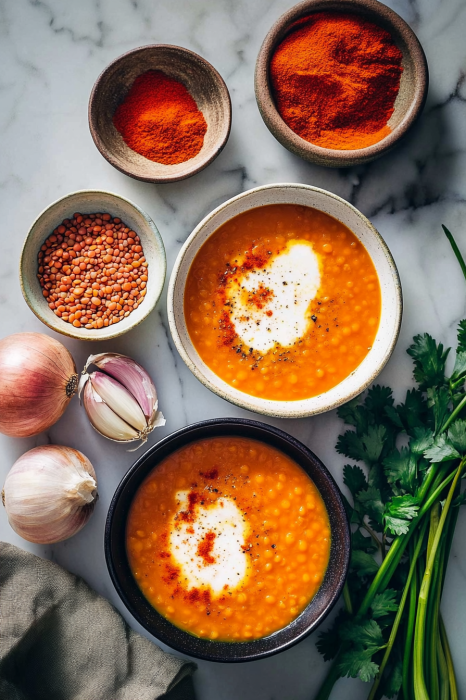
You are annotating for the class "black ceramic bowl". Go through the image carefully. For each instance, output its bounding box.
[105,418,350,662]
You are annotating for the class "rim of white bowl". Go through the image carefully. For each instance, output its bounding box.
[168,183,403,418]
[20,189,166,341]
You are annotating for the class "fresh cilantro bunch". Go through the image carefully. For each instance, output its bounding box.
[314,227,466,700]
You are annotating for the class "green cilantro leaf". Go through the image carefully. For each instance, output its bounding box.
[362,425,388,464]
[427,386,451,434]
[407,333,449,389]
[338,619,385,682]
[447,419,466,454]
[340,618,385,651]
[337,425,386,467]
[385,404,404,429]
[370,589,399,618]
[343,464,368,497]
[384,515,411,536]
[457,319,466,353]
[365,385,395,423]
[337,430,367,463]
[393,389,431,433]
[410,426,434,454]
[383,447,418,494]
[337,650,380,683]
[352,529,377,552]
[423,434,461,463]
[356,486,385,525]
[350,550,380,578]
[341,493,362,525]
[380,656,403,698]
[337,396,369,433]
[451,350,466,382]
[419,457,431,473]
[384,495,419,535]
[316,609,347,661]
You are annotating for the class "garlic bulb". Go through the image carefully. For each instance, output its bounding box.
[79,353,165,446]
[2,445,98,544]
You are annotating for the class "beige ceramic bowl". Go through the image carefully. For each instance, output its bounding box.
[20,190,166,341]
[168,184,402,418]
[89,45,232,183]
[255,0,428,167]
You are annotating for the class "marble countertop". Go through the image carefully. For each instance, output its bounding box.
[1,0,466,698]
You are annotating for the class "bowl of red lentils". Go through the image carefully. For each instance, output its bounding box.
[20,190,166,340]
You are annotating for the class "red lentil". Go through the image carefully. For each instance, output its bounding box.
[37,212,148,329]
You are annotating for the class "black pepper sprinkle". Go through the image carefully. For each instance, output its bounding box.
[311,315,317,322]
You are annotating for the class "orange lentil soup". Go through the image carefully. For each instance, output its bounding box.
[184,204,381,401]
[126,436,331,641]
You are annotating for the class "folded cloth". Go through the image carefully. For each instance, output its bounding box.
[0,542,196,700]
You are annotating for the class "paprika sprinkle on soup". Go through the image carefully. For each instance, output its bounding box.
[113,70,207,165]
[270,12,404,150]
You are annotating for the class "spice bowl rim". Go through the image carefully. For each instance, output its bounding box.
[254,0,429,167]
[105,417,351,662]
[167,182,403,419]
[88,44,232,184]
[20,189,166,341]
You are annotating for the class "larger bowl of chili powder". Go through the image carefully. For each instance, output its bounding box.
[255,0,428,167]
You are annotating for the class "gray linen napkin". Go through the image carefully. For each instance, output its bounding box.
[0,542,196,700]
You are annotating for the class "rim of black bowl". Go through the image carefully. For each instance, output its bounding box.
[88,44,232,184]
[105,418,350,662]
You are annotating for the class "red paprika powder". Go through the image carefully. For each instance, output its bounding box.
[270,12,404,150]
[113,70,207,165]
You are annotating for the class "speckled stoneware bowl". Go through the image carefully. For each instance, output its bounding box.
[105,418,350,662]
[20,190,166,341]
[255,0,428,167]
[89,45,231,183]
[168,183,402,418]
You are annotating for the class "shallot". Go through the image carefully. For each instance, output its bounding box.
[0,332,77,437]
[2,445,98,544]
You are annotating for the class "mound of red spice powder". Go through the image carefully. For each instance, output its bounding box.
[270,12,404,150]
[197,531,216,565]
[113,70,207,165]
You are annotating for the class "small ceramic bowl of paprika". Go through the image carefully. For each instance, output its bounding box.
[255,0,428,167]
[89,45,232,183]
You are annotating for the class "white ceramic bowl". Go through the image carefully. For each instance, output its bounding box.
[168,184,402,418]
[20,190,166,341]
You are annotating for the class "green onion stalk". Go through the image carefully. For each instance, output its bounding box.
[313,226,466,700]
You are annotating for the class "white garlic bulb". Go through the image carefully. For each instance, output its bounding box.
[2,445,98,544]
[79,353,165,447]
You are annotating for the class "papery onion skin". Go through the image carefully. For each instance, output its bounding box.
[0,333,78,438]
[2,445,97,544]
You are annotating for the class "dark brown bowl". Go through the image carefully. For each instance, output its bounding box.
[255,0,428,167]
[89,45,231,183]
[105,418,350,662]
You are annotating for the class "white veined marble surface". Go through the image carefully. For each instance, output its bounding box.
[1,0,465,698]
